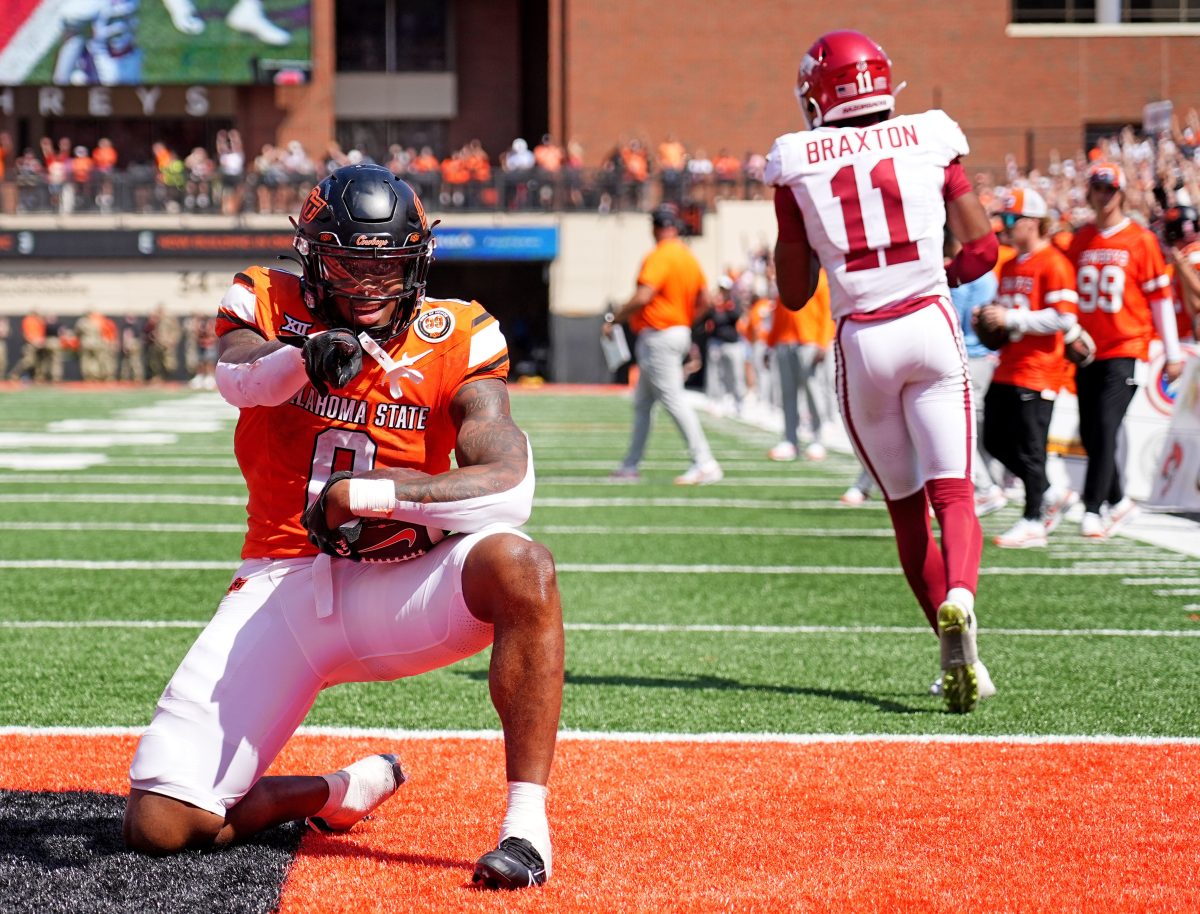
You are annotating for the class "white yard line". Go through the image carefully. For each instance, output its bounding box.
[2,725,1197,746]
[3,620,1196,638]
[0,559,1191,575]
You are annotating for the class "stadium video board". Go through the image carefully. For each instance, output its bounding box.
[0,0,312,86]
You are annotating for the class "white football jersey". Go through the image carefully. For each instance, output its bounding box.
[765,110,969,319]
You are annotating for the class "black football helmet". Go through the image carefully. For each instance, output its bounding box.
[293,164,435,342]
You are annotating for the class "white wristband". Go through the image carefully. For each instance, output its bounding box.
[347,478,397,518]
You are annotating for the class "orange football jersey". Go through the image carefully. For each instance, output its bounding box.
[215,266,511,559]
[993,245,1078,393]
[1066,219,1171,360]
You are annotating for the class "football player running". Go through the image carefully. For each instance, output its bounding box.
[123,164,563,891]
[765,30,998,712]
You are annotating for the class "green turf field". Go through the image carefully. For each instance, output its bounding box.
[1,385,1197,739]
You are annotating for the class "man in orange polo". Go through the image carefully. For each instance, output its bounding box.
[606,204,723,484]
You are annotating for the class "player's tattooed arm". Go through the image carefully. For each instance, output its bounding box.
[217,326,290,364]
[374,378,528,502]
[321,379,534,532]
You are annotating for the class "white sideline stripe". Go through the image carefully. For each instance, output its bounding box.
[97,458,238,468]
[1,725,1197,747]
[0,474,245,486]
[47,419,227,434]
[0,454,108,471]
[0,520,894,538]
[528,524,896,537]
[0,495,244,505]
[3,620,1197,638]
[0,522,245,533]
[1122,578,1200,585]
[541,476,849,488]
[0,559,1188,576]
[537,497,884,510]
[0,433,179,448]
[0,561,236,570]
[0,494,872,510]
[1155,588,1200,596]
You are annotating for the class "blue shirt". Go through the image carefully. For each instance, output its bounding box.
[951,269,998,360]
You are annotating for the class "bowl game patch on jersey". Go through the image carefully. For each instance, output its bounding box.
[414,308,455,343]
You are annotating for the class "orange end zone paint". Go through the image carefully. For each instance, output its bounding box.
[2,733,1196,912]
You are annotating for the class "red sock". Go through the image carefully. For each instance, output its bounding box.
[885,490,944,630]
[925,476,983,596]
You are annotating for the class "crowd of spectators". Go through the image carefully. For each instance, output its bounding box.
[0,128,771,216]
[2,308,217,387]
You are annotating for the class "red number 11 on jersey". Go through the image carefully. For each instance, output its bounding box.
[830,157,920,273]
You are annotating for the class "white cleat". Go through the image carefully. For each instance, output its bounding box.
[674,460,723,486]
[839,485,867,507]
[1105,497,1140,536]
[307,754,407,833]
[994,517,1048,549]
[767,441,797,462]
[162,0,205,34]
[1042,488,1079,534]
[226,0,291,45]
[803,442,827,461]
[974,486,1008,518]
[1080,511,1106,539]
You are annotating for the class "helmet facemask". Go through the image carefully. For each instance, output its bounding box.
[292,164,436,344]
[296,233,433,342]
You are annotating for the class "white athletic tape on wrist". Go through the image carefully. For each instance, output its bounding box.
[385,436,536,533]
[348,478,397,518]
[215,344,307,408]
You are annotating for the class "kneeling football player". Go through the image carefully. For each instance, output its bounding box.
[123,164,563,891]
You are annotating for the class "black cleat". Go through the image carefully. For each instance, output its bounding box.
[472,837,547,890]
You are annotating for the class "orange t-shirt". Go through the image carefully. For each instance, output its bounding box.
[215,266,510,559]
[993,244,1078,393]
[21,313,46,345]
[994,243,1017,278]
[738,297,774,344]
[767,271,833,347]
[629,238,707,334]
[1067,219,1171,361]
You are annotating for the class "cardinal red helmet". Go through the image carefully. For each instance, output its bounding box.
[795,30,896,128]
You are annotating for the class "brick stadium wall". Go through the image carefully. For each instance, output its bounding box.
[562,0,1200,174]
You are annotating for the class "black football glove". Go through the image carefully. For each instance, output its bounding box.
[298,329,363,396]
[301,470,364,560]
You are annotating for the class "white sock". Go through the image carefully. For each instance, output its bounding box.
[316,770,349,819]
[945,586,974,615]
[498,781,552,877]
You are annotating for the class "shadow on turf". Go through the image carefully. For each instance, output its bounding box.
[461,669,927,714]
[0,789,301,914]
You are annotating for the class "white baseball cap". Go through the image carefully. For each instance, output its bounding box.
[1001,188,1048,219]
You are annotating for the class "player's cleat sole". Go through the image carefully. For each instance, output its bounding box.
[937,601,980,714]
[306,753,406,833]
[472,837,547,890]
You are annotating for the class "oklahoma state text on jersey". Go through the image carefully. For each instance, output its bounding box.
[765,110,969,319]
[993,245,1078,393]
[215,266,510,559]
[1066,219,1171,361]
